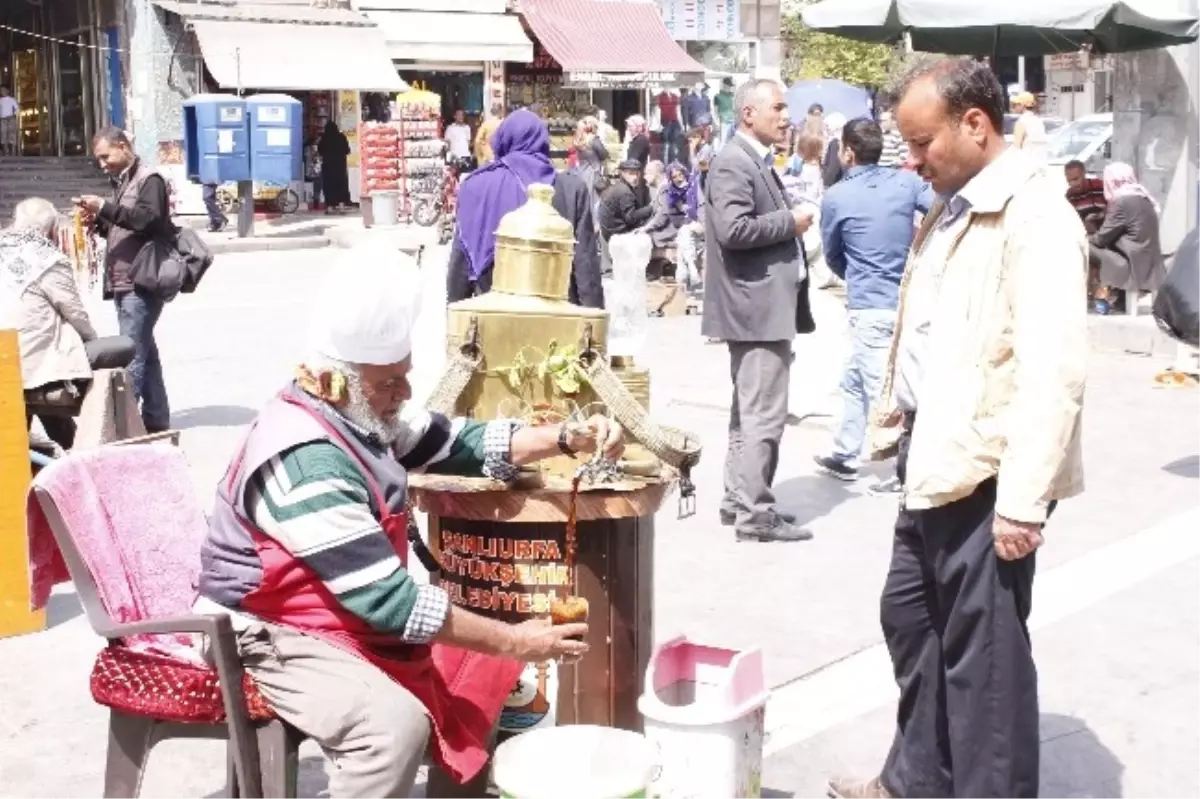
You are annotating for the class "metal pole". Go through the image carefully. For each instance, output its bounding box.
[1190,2,1199,236]
[1071,61,1077,121]
[237,180,254,238]
[234,46,254,238]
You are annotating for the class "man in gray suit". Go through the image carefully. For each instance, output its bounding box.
[703,79,816,543]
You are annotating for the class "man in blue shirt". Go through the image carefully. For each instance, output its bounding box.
[814,118,933,493]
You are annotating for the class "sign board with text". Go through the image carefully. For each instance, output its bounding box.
[436,520,569,736]
[437,524,571,623]
[565,70,700,89]
[658,0,740,41]
[1046,51,1090,71]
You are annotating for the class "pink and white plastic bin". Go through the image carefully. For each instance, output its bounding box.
[637,636,769,798]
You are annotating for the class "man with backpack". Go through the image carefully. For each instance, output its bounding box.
[73,126,173,433]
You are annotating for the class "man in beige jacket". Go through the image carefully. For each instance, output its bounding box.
[828,59,1087,799]
[0,198,133,449]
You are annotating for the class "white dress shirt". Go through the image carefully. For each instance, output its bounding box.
[737,130,773,163]
[445,123,472,159]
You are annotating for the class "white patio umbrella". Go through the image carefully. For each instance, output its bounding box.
[800,0,1199,57]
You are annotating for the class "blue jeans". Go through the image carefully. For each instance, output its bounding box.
[201,183,227,229]
[115,289,170,431]
[661,120,681,163]
[832,309,895,464]
[717,121,735,151]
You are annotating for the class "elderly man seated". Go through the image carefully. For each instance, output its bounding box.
[196,247,624,797]
[0,197,134,450]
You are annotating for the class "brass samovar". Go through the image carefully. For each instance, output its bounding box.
[445,183,617,475]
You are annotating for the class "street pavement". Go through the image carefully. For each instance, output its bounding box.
[0,246,1196,798]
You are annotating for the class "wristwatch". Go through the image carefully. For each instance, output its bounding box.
[557,422,577,457]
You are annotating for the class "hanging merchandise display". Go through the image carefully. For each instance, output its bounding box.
[505,42,591,168]
[12,49,43,156]
[359,122,401,197]
[395,87,445,221]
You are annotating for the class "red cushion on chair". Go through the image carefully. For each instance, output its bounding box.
[90,645,274,724]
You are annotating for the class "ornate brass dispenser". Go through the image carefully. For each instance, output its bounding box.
[445,183,609,471]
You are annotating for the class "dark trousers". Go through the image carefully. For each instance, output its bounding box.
[721,340,791,531]
[29,335,136,450]
[880,439,1039,798]
[201,183,227,229]
[115,289,170,432]
[661,120,681,163]
[446,261,493,303]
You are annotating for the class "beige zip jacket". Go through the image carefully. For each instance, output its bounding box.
[869,149,1087,524]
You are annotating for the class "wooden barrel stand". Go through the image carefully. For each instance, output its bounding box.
[410,477,670,799]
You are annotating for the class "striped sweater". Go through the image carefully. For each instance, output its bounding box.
[880,131,910,169]
[239,409,522,643]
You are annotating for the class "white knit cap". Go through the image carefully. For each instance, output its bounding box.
[308,243,422,365]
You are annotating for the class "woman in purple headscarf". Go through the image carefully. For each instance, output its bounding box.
[642,161,692,249]
[447,108,604,308]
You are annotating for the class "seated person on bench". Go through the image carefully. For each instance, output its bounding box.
[0,197,134,449]
[642,161,692,252]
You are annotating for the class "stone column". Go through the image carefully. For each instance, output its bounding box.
[123,0,200,167]
[1111,0,1199,249]
[740,0,782,82]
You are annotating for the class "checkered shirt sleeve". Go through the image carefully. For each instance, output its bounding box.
[481,418,527,483]
[402,584,450,644]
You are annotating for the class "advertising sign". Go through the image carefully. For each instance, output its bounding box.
[437,524,571,735]
[659,0,740,41]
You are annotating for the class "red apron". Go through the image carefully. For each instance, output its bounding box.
[234,393,521,784]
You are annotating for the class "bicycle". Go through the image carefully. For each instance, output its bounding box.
[412,157,465,235]
[215,183,301,215]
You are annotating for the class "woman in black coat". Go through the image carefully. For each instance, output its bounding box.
[317,120,352,213]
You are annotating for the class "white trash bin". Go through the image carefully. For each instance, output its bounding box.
[638,636,769,798]
[492,724,658,798]
[370,189,400,227]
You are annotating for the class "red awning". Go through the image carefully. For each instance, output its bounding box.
[520,0,705,87]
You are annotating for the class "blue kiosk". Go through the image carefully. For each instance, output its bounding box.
[183,93,303,238]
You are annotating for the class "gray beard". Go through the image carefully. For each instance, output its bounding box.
[341,371,405,444]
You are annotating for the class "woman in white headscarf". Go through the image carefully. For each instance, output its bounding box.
[821,112,847,187]
[1088,162,1166,314]
[623,115,650,168]
[0,197,133,449]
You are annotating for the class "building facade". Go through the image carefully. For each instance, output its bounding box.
[1,0,117,156]
[1042,52,1114,122]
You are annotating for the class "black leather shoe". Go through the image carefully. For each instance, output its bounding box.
[721,509,797,526]
[736,520,813,542]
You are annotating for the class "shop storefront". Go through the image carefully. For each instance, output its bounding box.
[1,0,109,156]
[148,1,405,210]
[506,0,705,165]
[359,0,532,155]
[503,41,593,165]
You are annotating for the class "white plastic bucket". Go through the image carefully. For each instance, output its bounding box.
[370,189,399,227]
[492,725,657,798]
